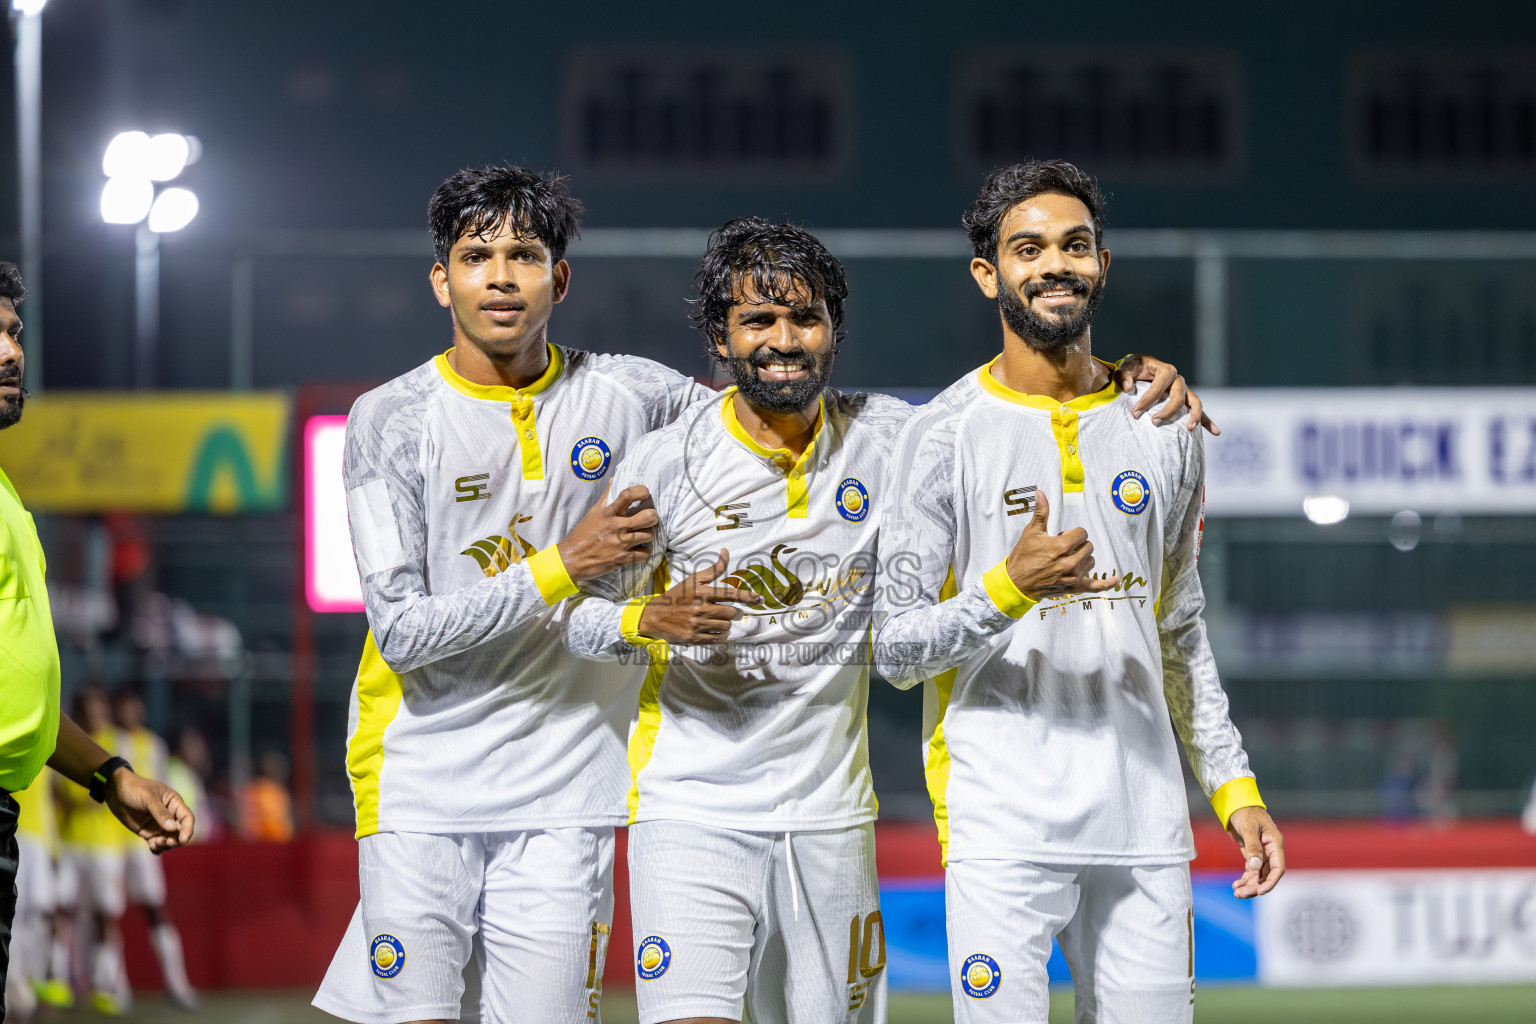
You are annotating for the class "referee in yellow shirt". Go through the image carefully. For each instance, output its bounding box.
[0,261,194,1005]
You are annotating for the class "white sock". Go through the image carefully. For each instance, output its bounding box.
[150,923,195,997]
[48,930,70,983]
[90,935,121,997]
[6,959,38,1019]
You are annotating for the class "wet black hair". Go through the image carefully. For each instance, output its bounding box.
[0,261,26,307]
[690,217,848,364]
[962,159,1106,262]
[428,165,584,267]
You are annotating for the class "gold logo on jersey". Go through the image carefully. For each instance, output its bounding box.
[461,514,537,577]
[721,543,804,607]
[455,473,492,502]
[715,502,752,531]
[715,544,874,632]
[1003,485,1037,516]
[1036,569,1150,618]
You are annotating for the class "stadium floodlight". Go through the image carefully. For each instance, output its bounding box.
[1302,495,1350,525]
[102,130,150,179]
[103,130,195,182]
[11,0,48,15]
[144,132,194,181]
[100,176,154,225]
[147,187,198,233]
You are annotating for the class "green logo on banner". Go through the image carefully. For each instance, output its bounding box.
[184,426,286,512]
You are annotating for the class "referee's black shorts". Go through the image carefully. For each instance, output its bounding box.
[0,789,18,1016]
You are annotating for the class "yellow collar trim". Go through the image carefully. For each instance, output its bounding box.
[719,388,824,519]
[976,356,1120,413]
[719,387,825,471]
[434,343,564,401]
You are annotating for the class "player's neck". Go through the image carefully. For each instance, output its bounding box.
[991,331,1107,402]
[732,390,821,459]
[447,332,550,390]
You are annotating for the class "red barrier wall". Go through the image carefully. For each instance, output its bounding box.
[122,820,1536,993]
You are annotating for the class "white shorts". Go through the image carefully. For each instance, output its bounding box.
[628,820,887,1024]
[55,846,127,917]
[14,835,55,916]
[124,846,166,907]
[945,860,1194,1024]
[313,827,614,1024]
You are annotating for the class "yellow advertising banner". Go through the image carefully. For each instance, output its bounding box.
[0,392,290,513]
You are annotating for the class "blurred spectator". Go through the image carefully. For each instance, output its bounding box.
[130,593,243,663]
[111,692,197,1009]
[1379,755,1419,822]
[102,514,150,649]
[1522,777,1536,835]
[5,769,62,1020]
[166,729,220,842]
[239,752,294,843]
[1417,723,1459,821]
[53,689,131,1015]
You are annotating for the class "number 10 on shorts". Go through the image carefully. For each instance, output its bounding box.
[846,911,886,1009]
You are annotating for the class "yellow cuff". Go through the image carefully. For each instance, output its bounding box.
[982,560,1038,619]
[527,545,578,605]
[620,596,661,648]
[1210,776,1265,829]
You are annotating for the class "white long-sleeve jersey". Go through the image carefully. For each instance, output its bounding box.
[341,344,713,837]
[873,361,1261,866]
[564,388,913,831]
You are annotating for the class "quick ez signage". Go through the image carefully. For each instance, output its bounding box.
[1202,388,1536,515]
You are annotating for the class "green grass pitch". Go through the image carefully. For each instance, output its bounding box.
[45,985,1536,1022]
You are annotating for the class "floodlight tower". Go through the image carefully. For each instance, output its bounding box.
[99,130,200,388]
[13,0,47,393]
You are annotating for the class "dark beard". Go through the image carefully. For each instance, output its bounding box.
[0,380,23,430]
[727,347,833,414]
[998,273,1105,351]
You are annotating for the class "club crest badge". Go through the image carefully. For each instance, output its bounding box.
[960,952,1001,998]
[1111,469,1150,515]
[570,436,612,481]
[835,477,870,523]
[636,935,672,980]
[370,934,406,979]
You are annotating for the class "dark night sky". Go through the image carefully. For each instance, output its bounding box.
[3,0,1536,390]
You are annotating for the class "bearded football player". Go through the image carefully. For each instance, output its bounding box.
[875,160,1283,1024]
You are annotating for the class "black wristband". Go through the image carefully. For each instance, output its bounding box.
[89,756,132,803]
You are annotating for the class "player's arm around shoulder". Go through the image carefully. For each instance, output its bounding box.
[1113,353,1219,435]
[584,351,718,429]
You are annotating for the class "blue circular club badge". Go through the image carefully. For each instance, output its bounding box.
[570,436,612,481]
[370,933,406,979]
[960,952,1002,998]
[636,935,672,979]
[835,477,870,523]
[1111,469,1150,515]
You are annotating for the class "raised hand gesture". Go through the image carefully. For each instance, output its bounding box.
[1005,491,1121,600]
